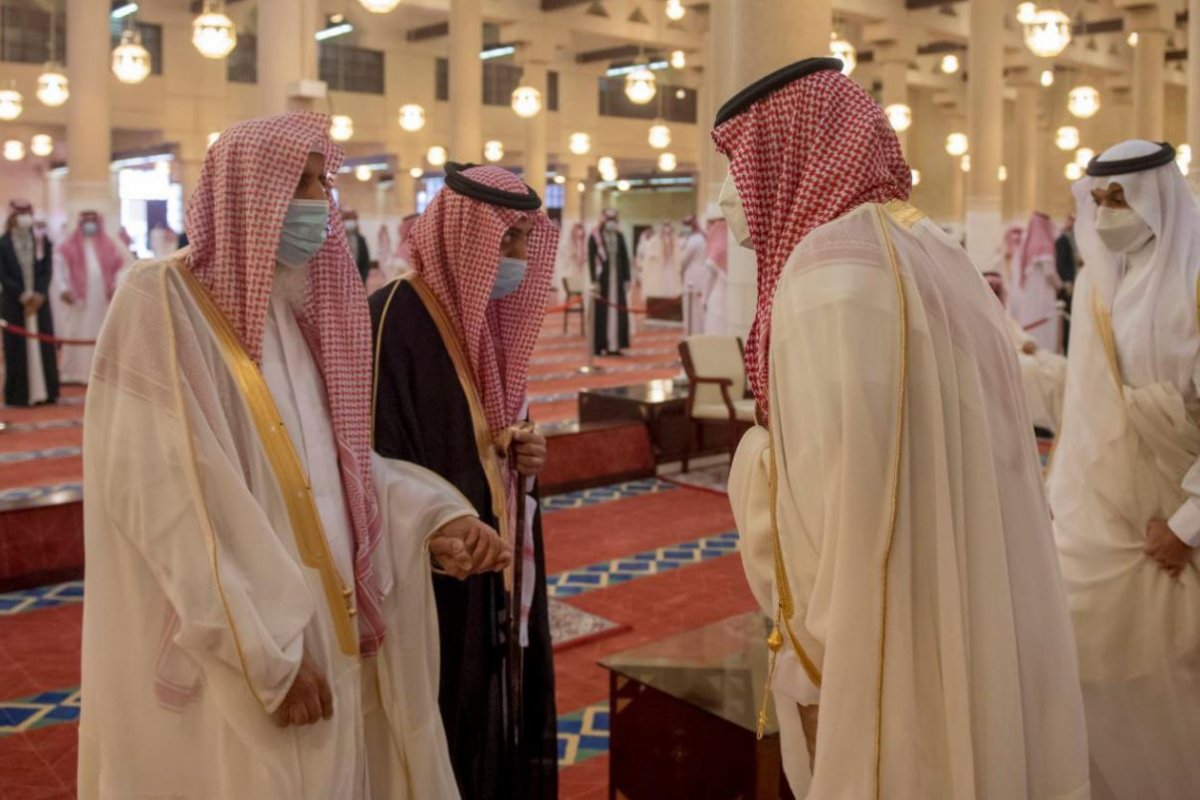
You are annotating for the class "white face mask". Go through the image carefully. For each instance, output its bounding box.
[1095,205,1153,255]
[718,174,753,251]
[15,213,33,229]
[344,220,358,233]
[491,256,528,300]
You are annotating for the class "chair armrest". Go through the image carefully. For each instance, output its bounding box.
[687,376,738,421]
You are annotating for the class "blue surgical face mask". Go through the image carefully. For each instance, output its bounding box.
[82,221,98,236]
[491,256,528,300]
[277,199,329,269]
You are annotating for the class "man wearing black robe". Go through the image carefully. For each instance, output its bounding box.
[1055,216,1079,352]
[588,208,631,355]
[1,200,59,406]
[343,209,372,282]
[369,164,559,800]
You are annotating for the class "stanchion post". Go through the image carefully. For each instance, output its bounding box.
[578,267,605,375]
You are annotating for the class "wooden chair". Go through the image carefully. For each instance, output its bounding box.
[678,335,755,470]
[562,276,585,336]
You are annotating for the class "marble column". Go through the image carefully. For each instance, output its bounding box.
[1014,77,1041,216]
[521,62,549,200]
[722,0,831,340]
[965,0,1005,270]
[1190,0,1200,195]
[66,0,114,218]
[450,0,483,162]
[259,0,319,114]
[881,57,910,155]
[1133,32,1167,140]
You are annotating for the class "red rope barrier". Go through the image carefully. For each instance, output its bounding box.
[0,319,97,346]
[589,294,650,315]
[546,294,650,315]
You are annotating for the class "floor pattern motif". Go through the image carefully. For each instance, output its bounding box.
[540,478,676,513]
[556,701,610,767]
[547,531,740,599]
[0,689,80,736]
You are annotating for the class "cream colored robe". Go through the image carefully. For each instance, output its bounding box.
[730,201,1089,799]
[1048,265,1200,799]
[78,255,462,799]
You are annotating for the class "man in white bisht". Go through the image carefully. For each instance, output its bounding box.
[716,58,1090,798]
[984,270,1067,434]
[1048,139,1200,799]
[53,211,127,384]
[78,112,510,800]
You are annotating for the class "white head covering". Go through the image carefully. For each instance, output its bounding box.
[1074,140,1200,297]
[1072,139,1200,391]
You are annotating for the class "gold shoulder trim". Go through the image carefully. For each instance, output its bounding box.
[1091,287,1123,389]
[871,203,911,799]
[380,274,513,587]
[175,264,360,657]
[883,199,926,230]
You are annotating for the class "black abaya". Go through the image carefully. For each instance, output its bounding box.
[0,233,59,407]
[587,232,631,355]
[370,278,559,800]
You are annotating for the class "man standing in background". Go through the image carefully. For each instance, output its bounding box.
[54,211,126,384]
[0,200,59,406]
[343,208,372,282]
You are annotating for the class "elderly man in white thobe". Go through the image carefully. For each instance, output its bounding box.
[1048,139,1200,799]
[78,112,510,800]
[717,58,1089,799]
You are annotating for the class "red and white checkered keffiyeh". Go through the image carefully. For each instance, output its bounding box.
[1017,212,1057,288]
[409,165,559,435]
[712,69,912,415]
[185,111,386,655]
[590,208,619,264]
[410,166,558,645]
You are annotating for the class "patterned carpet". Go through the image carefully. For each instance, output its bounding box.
[0,474,752,800]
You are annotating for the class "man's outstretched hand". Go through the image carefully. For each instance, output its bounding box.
[431,516,512,579]
[1144,519,1194,578]
[272,652,333,728]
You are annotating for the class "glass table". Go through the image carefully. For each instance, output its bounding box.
[600,612,797,799]
[578,378,728,466]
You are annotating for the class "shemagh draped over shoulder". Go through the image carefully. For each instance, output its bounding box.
[408,163,559,434]
[187,111,385,654]
[711,57,912,414]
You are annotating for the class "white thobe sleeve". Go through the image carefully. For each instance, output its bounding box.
[768,257,907,789]
[1167,359,1200,546]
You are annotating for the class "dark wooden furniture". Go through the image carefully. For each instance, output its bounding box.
[677,337,755,470]
[562,277,585,335]
[578,379,724,465]
[601,613,796,800]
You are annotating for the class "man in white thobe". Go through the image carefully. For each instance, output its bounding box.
[78,112,509,800]
[716,58,1090,799]
[679,215,708,334]
[54,211,127,384]
[984,270,1067,434]
[1048,139,1200,799]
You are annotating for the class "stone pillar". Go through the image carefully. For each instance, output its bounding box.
[522,61,549,200]
[259,0,319,114]
[1190,0,1200,195]
[563,156,587,223]
[66,0,114,218]
[880,57,910,155]
[965,0,1004,270]
[1014,76,1041,216]
[450,0,483,162]
[722,0,831,340]
[1132,28,1167,140]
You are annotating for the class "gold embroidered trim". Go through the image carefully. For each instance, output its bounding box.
[884,199,925,230]
[371,277,404,440]
[1091,288,1123,389]
[177,264,359,657]
[872,203,910,799]
[375,275,513,588]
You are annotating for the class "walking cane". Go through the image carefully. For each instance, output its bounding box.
[507,425,533,795]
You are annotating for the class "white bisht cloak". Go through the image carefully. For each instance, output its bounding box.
[1047,190,1200,798]
[1005,314,1067,433]
[78,255,461,799]
[730,201,1090,799]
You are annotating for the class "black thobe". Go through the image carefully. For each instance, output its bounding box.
[350,231,371,282]
[587,231,631,355]
[1055,232,1078,352]
[0,233,59,407]
[369,278,558,800]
